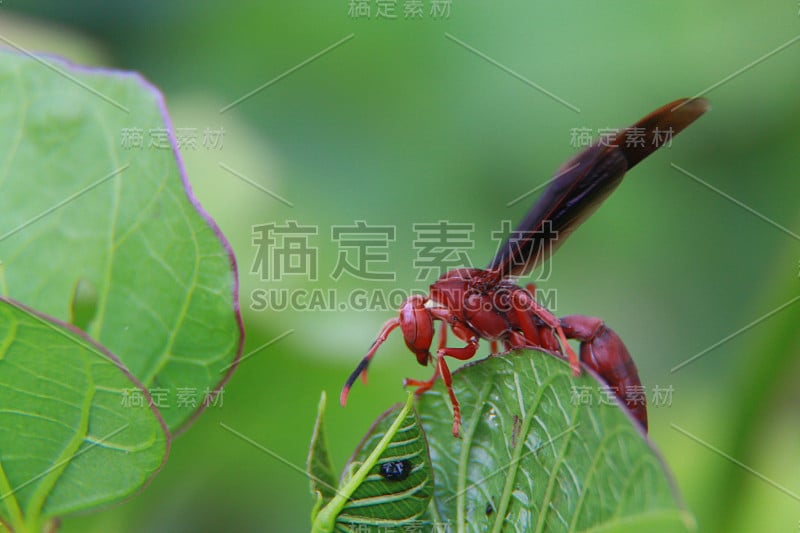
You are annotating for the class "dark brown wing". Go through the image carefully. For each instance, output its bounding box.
[488,97,710,278]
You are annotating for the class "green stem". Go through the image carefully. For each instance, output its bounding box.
[0,461,27,532]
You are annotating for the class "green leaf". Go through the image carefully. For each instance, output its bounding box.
[307,391,338,520]
[0,51,243,431]
[418,351,694,533]
[312,393,434,533]
[0,298,168,532]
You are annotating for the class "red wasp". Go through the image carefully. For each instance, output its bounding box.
[341,98,709,437]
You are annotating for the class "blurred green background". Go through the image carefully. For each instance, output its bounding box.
[2,2,798,532]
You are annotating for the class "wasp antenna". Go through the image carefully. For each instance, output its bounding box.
[360,340,380,385]
[340,318,402,406]
[340,356,371,406]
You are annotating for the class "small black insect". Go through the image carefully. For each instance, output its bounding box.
[485,502,494,516]
[379,459,412,481]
